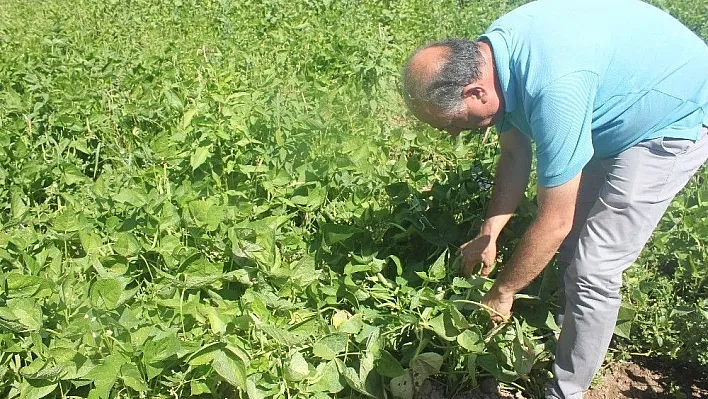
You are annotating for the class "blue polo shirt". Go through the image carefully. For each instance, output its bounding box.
[481,0,708,187]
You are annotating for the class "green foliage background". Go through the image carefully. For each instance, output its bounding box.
[0,0,705,398]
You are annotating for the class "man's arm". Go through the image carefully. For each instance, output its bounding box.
[481,71,597,319]
[482,173,581,319]
[460,128,532,275]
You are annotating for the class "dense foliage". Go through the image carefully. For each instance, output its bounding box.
[0,0,705,398]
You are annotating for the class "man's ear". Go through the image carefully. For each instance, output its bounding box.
[461,83,487,103]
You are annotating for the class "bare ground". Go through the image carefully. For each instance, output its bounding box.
[414,360,708,399]
[584,360,708,399]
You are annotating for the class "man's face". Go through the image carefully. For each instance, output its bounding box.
[413,96,498,137]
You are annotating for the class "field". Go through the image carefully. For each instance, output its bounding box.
[0,0,706,398]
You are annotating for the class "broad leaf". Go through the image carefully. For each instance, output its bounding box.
[375,350,405,378]
[120,363,148,392]
[457,329,485,353]
[90,278,125,310]
[212,349,247,388]
[19,380,57,399]
[313,333,348,360]
[285,351,311,382]
[190,145,211,170]
[390,371,414,399]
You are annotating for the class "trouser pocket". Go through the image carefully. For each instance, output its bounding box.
[659,136,694,156]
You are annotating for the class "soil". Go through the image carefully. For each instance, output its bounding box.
[414,359,708,399]
[584,359,708,399]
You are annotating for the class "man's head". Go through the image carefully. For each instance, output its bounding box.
[401,38,504,137]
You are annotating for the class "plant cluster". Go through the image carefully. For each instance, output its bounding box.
[0,0,705,398]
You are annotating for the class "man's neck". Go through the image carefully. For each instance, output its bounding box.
[478,39,506,117]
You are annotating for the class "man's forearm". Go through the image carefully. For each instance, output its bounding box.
[492,215,568,295]
[482,150,530,239]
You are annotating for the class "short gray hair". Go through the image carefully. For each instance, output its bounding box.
[402,38,484,114]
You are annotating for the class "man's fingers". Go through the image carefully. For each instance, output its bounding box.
[480,262,495,277]
[460,259,476,277]
[461,260,489,277]
[457,242,467,253]
[490,313,511,325]
[458,244,496,277]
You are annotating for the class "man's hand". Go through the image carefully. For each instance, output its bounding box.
[458,234,497,277]
[481,286,513,323]
[457,129,531,279]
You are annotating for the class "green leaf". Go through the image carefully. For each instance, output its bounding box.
[7,298,42,330]
[388,255,404,276]
[313,334,348,360]
[614,303,636,339]
[90,278,125,310]
[11,190,29,220]
[20,359,65,381]
[359,349,376,391]
[478,350,518,383]
[164,90,183,110]
[114,188,147,208]
[337,313,364,335]
[6,273,53,299]
[246,377,267,399]
[321,223,363,246]
[52,207,81,232]
[337,360,373,397]
[544,311,561,331]
[285,351,311,382]
[376,350,405,378]
[184,257,223,277]
[85,354,126,399]
[288,255,321,287]
[200,305,228,335]
[80,231,103,254]
[186,342,223,367]
[0,309,25,332]
[191,380,211,396]
[428,250,447,281]
[190,145,212,170]
[259,324,308,346]
[189,200,222,231]
[143,331,181,365]
[212,349,246,388]
[118,307,140,330]
[120,363,148,392]
[512,339,535,376]
[182,106,199,129]
[62,353,94,380]
[19,380,57,399]
[385,182,411,203]
[159,202,181,228]
[447,306,470,330]
[389,370,414,399]
[457,329,485,353]
[114,232,141,257]
[410,352,443,387]
[308,360,344,394]
[429,312,459,342]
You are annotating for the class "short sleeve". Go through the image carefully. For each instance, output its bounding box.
[530,71,598,187]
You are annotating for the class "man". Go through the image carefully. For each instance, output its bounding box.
[401,0,708,397]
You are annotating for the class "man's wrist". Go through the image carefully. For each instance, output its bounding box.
[479,221,501,240]
[491,281,517,297]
